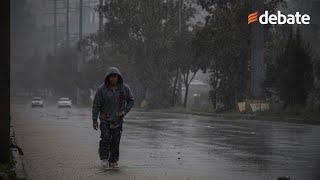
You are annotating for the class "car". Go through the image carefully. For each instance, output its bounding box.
[32,97,44,108]
[57,97,72,108]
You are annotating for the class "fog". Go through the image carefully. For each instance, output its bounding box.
[10,0,320,109]
[7,1,320,179]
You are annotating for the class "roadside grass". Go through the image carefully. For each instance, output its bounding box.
[257,106,320,121]
[136,104,320,122]
[147,105,217,114]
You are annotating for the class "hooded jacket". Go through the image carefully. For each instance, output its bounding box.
[92,67,134,128]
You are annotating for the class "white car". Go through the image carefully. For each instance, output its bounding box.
[32,97,44,108]
[57,97,72,108]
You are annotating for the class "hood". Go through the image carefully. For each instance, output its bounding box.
[104,67,123,85]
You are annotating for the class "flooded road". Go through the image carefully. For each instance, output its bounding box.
[11,101,320,180]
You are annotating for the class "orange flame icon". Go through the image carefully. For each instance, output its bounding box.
[248,12,258,24]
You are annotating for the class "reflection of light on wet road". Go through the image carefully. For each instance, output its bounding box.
[10,102,320,180]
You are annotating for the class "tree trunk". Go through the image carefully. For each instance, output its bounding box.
[183,69,198,108]
[183,83,189,108]
[183,70,190,108]
[171,70,179,107]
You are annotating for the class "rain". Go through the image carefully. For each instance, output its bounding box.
[1,0,320,180]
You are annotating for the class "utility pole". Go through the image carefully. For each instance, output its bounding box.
[178,0,182,34]
[49,0,64,54]
[98,0,103,60]
[54,0,57,55]
[99,0,103,34]
[76,0,83,105]
[92,10,96,25]
[66,0,70,47]
[79,0,83,40]
[250,0,264,99]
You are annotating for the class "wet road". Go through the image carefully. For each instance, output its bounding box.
[11,102,320,180]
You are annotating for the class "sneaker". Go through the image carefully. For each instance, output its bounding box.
[101,159,109,167]
[110,162,119,168]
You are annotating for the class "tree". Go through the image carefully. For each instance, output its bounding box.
[196,0,286,109]
[264,25,292,87]
[94,0,197,108]
[45,45,79,99]
[308,54,320,109]
[11,0,43,95]
[195,1,250,108]
[275,27,314,107]
[171,31,200,108]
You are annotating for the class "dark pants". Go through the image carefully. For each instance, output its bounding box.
[99,122,122,163]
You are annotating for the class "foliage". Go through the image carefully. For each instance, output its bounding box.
[196,0,287,109]
[264,25,292,88]
[11,0,43,94]
[45,45,79,98]
[0,123,16,180]
[266,27,314,107]
[307,54,320,110]
[307,87,320,110]
[195,1,251,108]
[0,161,16,180]
[90,0,199,108]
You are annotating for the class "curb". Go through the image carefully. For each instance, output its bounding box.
[10,126,27,180]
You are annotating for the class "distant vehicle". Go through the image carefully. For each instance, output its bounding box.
[57,97,72,108]
[32,97,44,108]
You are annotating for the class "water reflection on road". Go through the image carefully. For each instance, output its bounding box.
[11,103,320,180]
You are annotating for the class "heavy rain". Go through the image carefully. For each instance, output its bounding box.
[1,0,320,180]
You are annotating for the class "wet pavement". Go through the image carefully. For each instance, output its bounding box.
[11,101,320,180]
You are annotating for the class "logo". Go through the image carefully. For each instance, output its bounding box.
[248,12,258,24]
[248,11,311,25]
